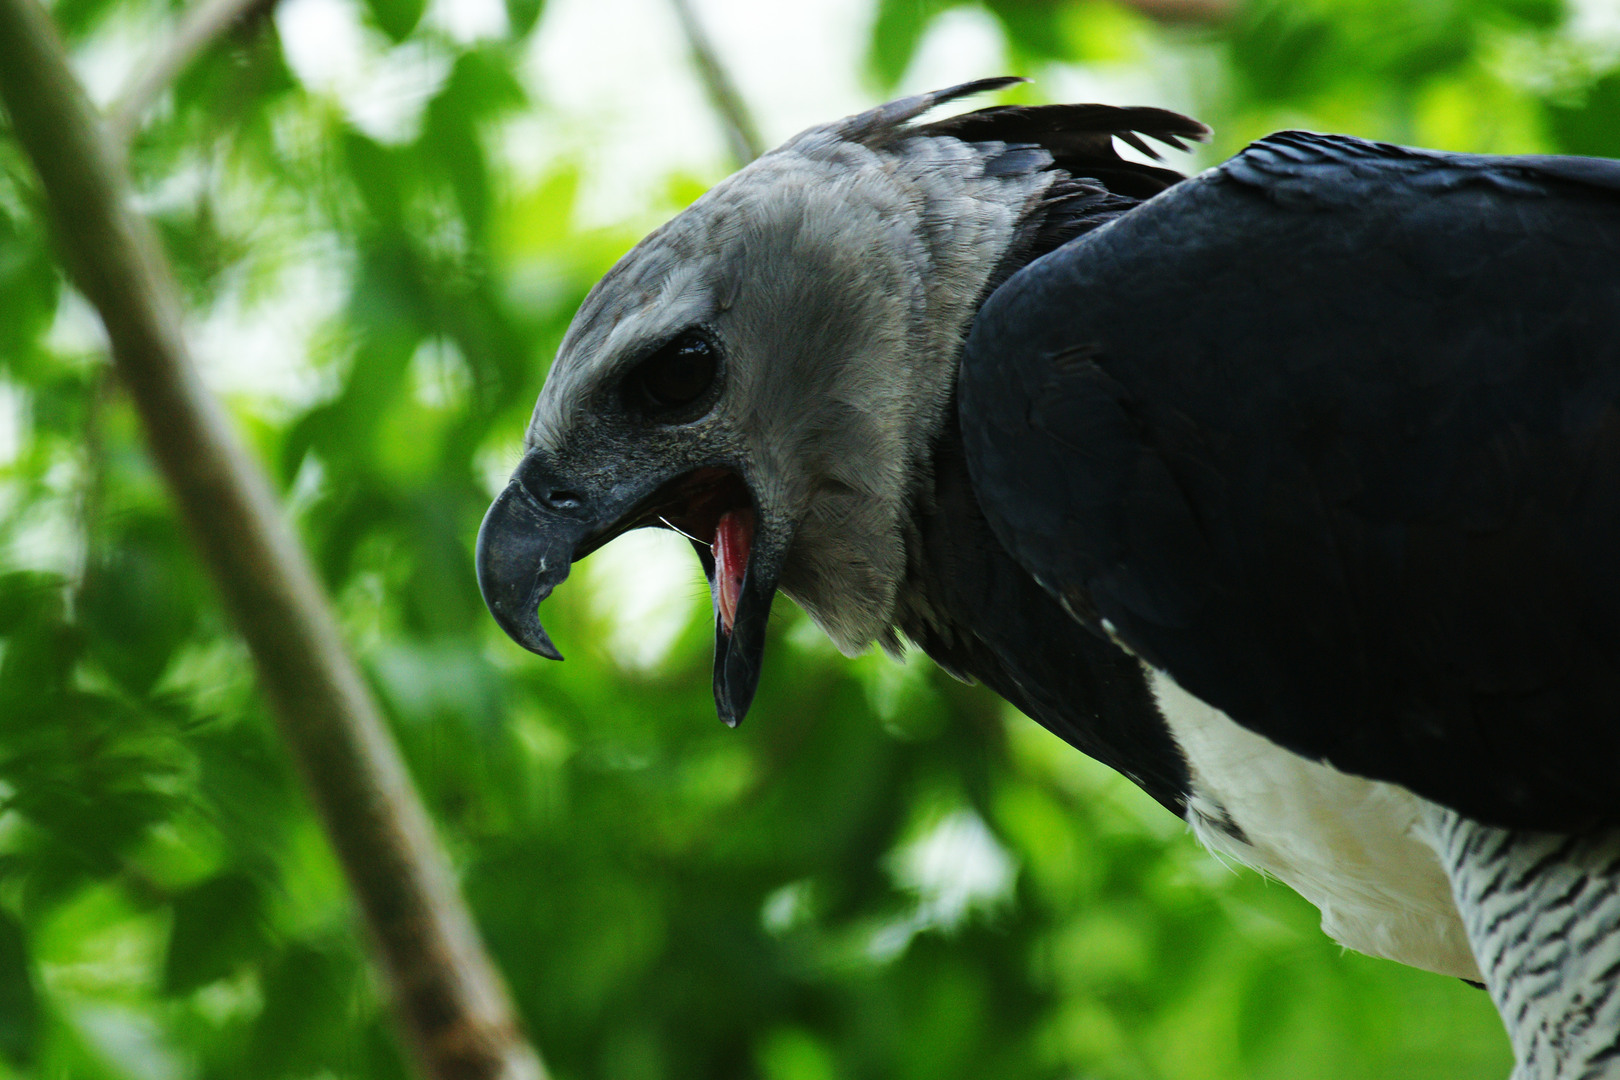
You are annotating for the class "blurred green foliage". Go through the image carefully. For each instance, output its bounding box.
[1,0,1614,1075]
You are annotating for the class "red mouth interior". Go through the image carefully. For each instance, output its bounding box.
[656,469,754,635]
[653,468,751,550]
[710,509,754,635]
[587,467,755,632]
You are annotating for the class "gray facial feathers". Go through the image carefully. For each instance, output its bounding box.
[526,83,1200,656]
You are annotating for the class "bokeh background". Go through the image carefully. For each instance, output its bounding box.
[3,0,1619,1075]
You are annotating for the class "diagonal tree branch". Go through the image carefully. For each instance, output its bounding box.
[106,0,280,146]
[668,0,764,168]
[0,3,546,1078]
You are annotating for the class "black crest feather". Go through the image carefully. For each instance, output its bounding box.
[834,78,1210,200]
[920,102,1211,198]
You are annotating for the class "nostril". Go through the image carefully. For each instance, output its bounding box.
[545,489,585,512]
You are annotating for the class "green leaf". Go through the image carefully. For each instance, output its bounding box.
[984,0,1067,61]
[1544,72,1620,159]
[1480,0,1563,28]
[758,1027,838,1080]
[248,941,361,1077]
[362,0,427,44]
[1227,0,1340,103]
[0,911,40,1066]
[0,571,66,637]
[0,610,77,731]
[45,0,122,38]
[866,0,950,90]
[343,129,407,228]
[172,17,298,121]
[423,50,528,241]
[82,512,203,695]
[0,210,59,367]
[505,0,545,38]
[163,872,272,995]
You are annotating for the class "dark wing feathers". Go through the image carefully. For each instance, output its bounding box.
[899,415,1192,816]
[961,131,1620,830]
[1223,130,1620,202]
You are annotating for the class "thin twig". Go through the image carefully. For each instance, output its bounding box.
[106,0,279,146]
[0,3,547,1078]
[668,0,764,168]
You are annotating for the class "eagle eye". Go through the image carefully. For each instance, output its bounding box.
[624,333,720,419]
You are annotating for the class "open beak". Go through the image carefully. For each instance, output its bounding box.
[695,509,778,727]
[475,448,781,725]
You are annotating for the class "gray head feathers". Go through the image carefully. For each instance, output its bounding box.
[524,82,1204,657]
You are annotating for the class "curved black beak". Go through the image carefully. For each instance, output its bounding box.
[475,478,579,660]
[477,449,785,728]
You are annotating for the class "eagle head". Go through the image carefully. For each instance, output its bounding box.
[475,77,1204,725]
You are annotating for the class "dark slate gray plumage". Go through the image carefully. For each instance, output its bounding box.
[895,412,1190,816]
[961,130,1620,831]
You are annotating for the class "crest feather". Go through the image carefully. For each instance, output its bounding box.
[830,78,1211,198]
[831,77,1028,146]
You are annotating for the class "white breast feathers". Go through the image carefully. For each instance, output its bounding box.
[1150,669,1481,981]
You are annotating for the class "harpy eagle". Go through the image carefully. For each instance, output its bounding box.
[476,78,1620,1076]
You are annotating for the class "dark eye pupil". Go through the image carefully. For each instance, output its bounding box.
[634,336,717,412]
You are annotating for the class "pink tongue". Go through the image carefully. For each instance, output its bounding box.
[711,509,754,635]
